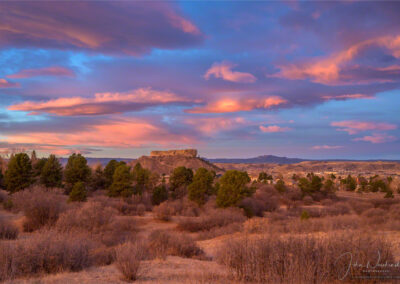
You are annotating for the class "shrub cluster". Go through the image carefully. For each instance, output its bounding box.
[0,231,92,281]
[217,232,394,283]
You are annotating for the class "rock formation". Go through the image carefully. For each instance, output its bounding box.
[150,149,197,158]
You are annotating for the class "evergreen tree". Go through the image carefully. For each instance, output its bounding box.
[216,170,252,207]
[4,153,33,193]
[40,154,63,188]
[104,160,125,188]
[69,181,87,202]
[188,167,214,206]
[132,162,150,195]
[33,158,48,177]
[152,179,168,205]
[89,164,106,191]
[64,153,91,191]
[169,166,193,198]
[108,164,133,197]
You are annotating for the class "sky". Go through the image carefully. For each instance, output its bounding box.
[0,1,399,159]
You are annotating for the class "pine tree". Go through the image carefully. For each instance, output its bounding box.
[69,181,87,202]
[40,154,63,188]
[108,164,133,197]
[4,153,33,193]
[216,170,252,207]
[188,168,214,206]
[104,160,125,188]
[64,153,91,191]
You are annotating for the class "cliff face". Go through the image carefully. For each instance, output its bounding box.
[150,149,197,158]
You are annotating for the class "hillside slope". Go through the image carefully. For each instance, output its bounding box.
[137,155,222,175]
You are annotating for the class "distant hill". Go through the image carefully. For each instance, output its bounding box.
[207,155,307,164]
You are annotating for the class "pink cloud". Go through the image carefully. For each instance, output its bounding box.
[353,133,397,144]
[312,145,343,150]
[7,66,75,79]
[0,78,20,88]
[204,61,256,83]
[331,120,397,134]
[186,96,287,114]
[322,93,372,101]
[274,35,400,84]
[259,125,291,133]
[3,117,195,151]
[9,88,191,116]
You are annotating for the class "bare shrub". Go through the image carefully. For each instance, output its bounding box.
[11,186,67,231]
[217,231,394,283]
[56,202,137,247]
[0,219,18,240]
[153,198,200,221]
[0,231,91,281]
[153,202,173,221]
[56,201,117,233]
[115,241,148,281]
[148,230,204,259]
[177,207,246,232]
[239,189,279,217]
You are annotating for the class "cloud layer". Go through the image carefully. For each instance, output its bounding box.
[0,2,203,55]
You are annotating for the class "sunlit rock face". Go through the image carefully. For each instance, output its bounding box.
[150,149,198,158]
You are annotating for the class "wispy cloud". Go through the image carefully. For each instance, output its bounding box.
[8,66,75,79]
[274,35,400,85]
[9,88,192,116]
[0,2,203,55]
[259,125,291,133]
[353,133,397,144]
[312,145,343,150]
[331,120,397,135]
[204,61,256,83]
[0,78,20,88]
[322,94,372,101]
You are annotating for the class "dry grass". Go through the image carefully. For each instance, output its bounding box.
[148,230,204,260]
[115,241,148,281]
